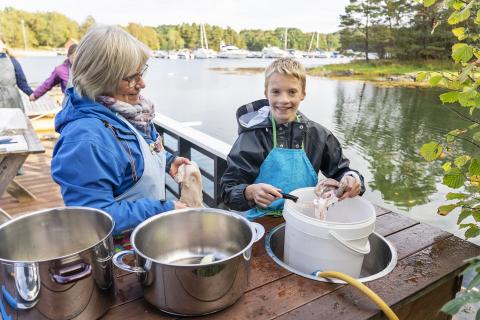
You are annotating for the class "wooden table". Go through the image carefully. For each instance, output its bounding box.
[104,207,480,320]
[0,113,45,207]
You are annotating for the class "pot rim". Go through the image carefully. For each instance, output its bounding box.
[0,206,115,264]
[130,208,256,267]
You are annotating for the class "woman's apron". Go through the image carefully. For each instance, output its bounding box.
[246,115,318,220]
[0,56,24,110]
[114,115,167,202]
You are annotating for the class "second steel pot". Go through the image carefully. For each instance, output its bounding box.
[113,208,264,316]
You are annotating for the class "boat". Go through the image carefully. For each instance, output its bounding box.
[262,46,287,59]
[193,24,217,59]
[217,41,248,59]
[177,49,193,60]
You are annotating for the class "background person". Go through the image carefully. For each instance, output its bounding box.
[0,36,33,111]
[51,25,188,234]
[220,57,365,219]
[29,44,77,101]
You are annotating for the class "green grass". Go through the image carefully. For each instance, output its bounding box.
[310,59,458,77]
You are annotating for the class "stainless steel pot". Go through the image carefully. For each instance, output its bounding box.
[0,207,115,320]
[113,208,265,316]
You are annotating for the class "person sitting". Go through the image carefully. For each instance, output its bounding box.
[220,57,365,219]
[51,25,188,234]
[29,44,77,101]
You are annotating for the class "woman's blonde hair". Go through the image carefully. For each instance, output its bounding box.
[264,57,306,94]
[72,25,151,100]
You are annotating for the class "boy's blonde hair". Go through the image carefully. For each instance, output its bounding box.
[264,57,306,94]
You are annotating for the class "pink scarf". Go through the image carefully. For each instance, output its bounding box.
[97,95,163,152]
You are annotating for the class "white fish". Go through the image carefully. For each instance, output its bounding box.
[174,161,204,208]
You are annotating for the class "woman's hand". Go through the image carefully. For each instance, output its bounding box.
[29,94,36,102]
[244,183,282,208]
[169,157,190,178]
[174,201,187,209]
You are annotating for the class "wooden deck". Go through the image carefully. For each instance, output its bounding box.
[1,141,479,319]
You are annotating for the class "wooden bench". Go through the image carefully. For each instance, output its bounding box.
[103,208,480,320]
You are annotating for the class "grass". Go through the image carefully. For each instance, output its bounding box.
[310,59,457,77]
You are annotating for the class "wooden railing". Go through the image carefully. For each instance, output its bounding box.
[153,114,231,208]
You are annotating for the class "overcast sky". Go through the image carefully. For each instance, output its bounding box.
[1,0,350,33]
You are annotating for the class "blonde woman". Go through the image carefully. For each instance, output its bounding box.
[51,25,188,234]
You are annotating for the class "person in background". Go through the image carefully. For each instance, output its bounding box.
[51,25,189,235]
[220,57,365,219]
[29,44,77,101]
[0,36,33,111]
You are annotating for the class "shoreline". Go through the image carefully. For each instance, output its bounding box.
[209,66,432,88]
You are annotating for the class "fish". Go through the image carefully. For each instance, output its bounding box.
[174,161,204,208]
[313,177,348,220]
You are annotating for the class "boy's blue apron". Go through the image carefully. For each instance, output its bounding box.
[114,115,167,202]
[246,115,318,220]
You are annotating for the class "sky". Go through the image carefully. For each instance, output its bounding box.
[0,0,350,33]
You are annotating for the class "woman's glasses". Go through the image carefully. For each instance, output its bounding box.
[123,64,149,88]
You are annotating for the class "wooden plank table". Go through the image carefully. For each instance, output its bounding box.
[0,112,45,208]
[103,207,480,320]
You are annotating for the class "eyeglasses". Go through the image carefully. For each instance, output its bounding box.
[122,64,149,88]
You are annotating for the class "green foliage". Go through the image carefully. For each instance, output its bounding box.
[419,0,480,316]
[0,7,338,52]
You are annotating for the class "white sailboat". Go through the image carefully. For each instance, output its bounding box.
[193,24,217,59]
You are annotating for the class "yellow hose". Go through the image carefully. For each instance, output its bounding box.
[316,271,399,320]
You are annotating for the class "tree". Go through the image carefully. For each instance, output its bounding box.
[419,0,480,317]
[340,0,383,60]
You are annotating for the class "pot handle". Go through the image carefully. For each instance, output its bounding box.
[0,292,11,320]
[51,262,92,285]
[250,222,265,242]
[329,231,370,255]
[112,250,145,273]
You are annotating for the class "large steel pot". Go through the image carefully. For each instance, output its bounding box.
[113,208,265,316]
[0,207,115,320]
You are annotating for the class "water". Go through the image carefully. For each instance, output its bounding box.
[19,56,479,241]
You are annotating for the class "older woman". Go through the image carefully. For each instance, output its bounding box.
[51,25,188,234]
[0,36,33,110]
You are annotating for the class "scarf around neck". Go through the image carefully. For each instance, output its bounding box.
[97,95,163,152]
[97,95,155,134]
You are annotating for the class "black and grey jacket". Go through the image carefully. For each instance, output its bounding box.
[220,99,365,211]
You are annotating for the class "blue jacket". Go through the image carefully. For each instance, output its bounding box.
[51,88,175,234]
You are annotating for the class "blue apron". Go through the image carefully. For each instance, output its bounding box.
[246,115,318,220]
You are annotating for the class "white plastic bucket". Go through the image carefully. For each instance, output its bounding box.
[283,187,376,278]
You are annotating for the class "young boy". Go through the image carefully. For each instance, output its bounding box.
[220,57,365,219]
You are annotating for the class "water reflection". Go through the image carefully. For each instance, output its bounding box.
[333,82,474,210]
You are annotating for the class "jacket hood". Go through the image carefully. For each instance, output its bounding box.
[55,88,125,133]
[236,99,272,134]
[236,98,309,134]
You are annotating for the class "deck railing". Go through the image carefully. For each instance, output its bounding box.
[153,114,231,208]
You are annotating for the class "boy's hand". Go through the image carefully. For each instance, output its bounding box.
[338,175,361,200]
[245,183,282,208]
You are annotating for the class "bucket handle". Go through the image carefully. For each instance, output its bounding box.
[112,250,145,274]
[250,222,265,242]
[329,231,370,255]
